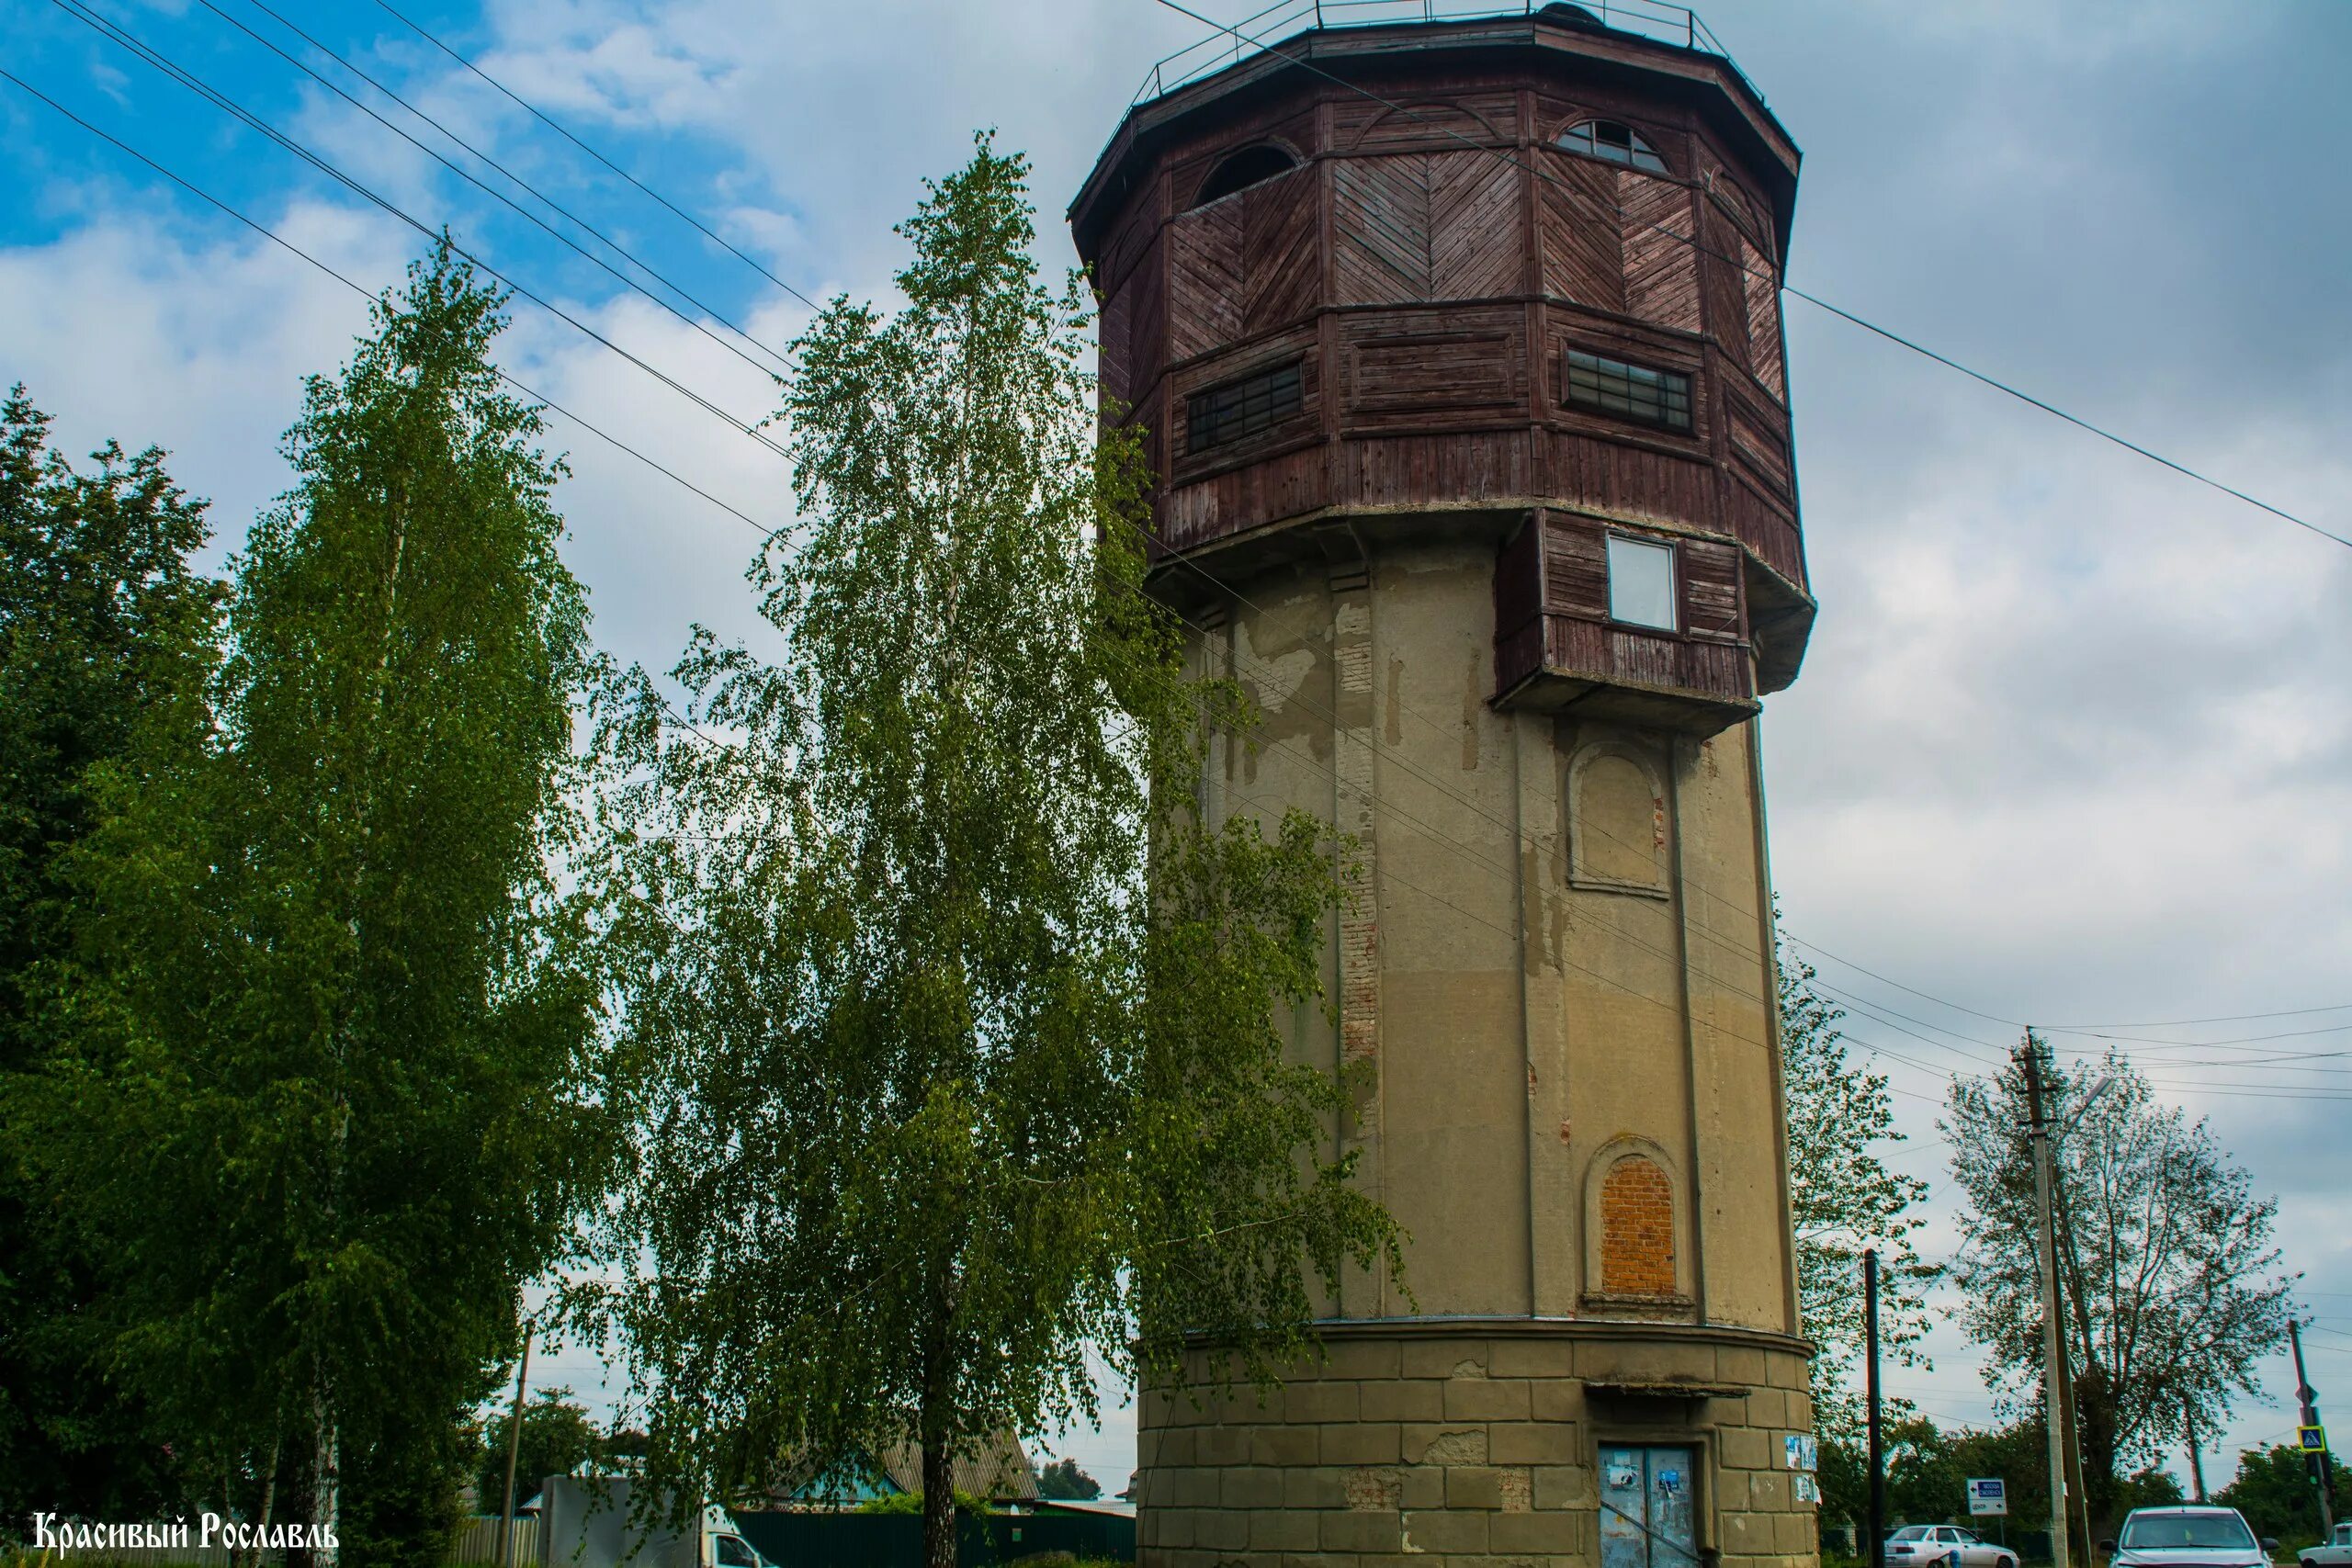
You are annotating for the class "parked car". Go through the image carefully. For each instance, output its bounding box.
[1884,1524,2020,1568]
[2298,1521,2352,1568]
[2102,1506,2278,1568]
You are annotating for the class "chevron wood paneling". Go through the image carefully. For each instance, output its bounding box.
[1334,151,1521,306]
[1430,151,1522,299]
[1097,272,1132,409]
[1126,233,1165,402]
[1333,155,1431,305]
[1702,201,1752,369]
[1167,200,1243,362]
[1620,173,1699,332]
[1242,165,1319,333]
[1538,152,1622,310]
[1743,235,1785,400]
[1095,182,1159,298]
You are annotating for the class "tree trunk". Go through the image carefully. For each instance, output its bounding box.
[922,1304,956,1568]
[242,1441,281,1568]
[314,1367,340,1566]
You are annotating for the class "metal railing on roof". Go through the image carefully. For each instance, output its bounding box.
[1132,0,1762,110]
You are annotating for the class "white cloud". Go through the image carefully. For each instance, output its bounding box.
[8,0,2348,1493]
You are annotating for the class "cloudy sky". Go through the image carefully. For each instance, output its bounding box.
[5,0,2348,1501]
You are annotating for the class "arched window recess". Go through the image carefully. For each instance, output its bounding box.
[1557,118,1668,175]
[1191,143,1298,208]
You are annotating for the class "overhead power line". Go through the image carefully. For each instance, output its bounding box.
[368,0,825,316]
[205,0,797,375]
[17,6,2342,1098]
[0,67,780,544]
[1140,0,2351,554]
[48,0,788,459]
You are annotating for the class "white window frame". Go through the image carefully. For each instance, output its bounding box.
[1605,533,1679,633]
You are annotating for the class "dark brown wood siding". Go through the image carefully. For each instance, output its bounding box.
[1491,512,1755,714]
[1073,41,1809,711]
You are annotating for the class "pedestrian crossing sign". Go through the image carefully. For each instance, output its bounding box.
[2301,1426,2327,1451]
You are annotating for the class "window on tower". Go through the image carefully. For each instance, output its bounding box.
[1191,143,1298,207]
[1606,535,1677,631]
[1557,118,1668,174]
[1566,349,1692,432]
[1186,360,1304,454]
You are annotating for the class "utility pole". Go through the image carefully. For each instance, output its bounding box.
[2185,1410,2206,1505]
[497,1326,533,1568]
[2020,1036,2070,1568]
[2290,1319,2336,1537]
[1868,1247,1886,1568]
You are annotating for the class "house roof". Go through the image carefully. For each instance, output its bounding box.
[875,1434,1039,1501]
[772,1430,1040,1504]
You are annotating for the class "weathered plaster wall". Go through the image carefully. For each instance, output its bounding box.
[1156,527,1810,1567]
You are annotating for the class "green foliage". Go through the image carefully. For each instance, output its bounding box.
[472,1386,607,1513]
[0,386,223,1520]
[1943,1042,2295,1536]
[1817,1412,2177,1542]
[1778,923,1937,1441]
[17,247,613,1554]
[854,1488,993,1517]
[339,1410,474,1568]
[1881,1416,2052,1529]
[587,132,1398,1568]
[1035,1458,1100,1500]
[2214,1443,2343,1551]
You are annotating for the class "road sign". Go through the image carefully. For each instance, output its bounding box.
[1967,1478,2009,1517]
[2301,1426,2327,1451]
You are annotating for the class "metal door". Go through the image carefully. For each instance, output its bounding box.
[1600,1444,1700,1568]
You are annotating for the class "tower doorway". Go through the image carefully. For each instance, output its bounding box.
[1601,1443,1701,1568]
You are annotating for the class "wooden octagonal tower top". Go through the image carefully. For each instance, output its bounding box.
[1070,2,1812,735]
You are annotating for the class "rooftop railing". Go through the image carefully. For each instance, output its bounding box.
[1132,0,1762,111]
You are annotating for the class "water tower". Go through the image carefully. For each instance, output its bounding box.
[1071,6,1817,1567]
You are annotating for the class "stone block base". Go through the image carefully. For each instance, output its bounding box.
[1135,1320,1817,1568]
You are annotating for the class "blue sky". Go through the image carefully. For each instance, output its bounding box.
[5,0,2350,1503]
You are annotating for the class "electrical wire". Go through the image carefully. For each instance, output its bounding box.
[368,0,825,316]
[20,8,2344,1111]
[234,0,2339,1076]
[1139,0,2350,554]
[48,0,788,459]
[23,15,1764,1047]
[0,68,782,547]
[202,0,797,374]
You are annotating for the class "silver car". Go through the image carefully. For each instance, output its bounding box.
[1885,1524,2021,1568]
[2104,1506,2278,1568]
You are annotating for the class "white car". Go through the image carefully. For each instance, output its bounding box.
[2301,1521,2352,1568]
[1885,1524,2020,1568]
[2104,1506,2278,1568]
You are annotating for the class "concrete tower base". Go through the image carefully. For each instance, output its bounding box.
[1138,1323,1814,1568]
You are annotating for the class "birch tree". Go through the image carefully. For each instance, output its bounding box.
[24,249,610,1562]
[1779,931,1936,1441]
[590,135,1399,1568]
[1943,1043,2296,1535]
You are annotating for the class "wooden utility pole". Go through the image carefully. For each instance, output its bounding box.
[2020,1037,2070,1568]
[1868,1248,1886,1568]
[497,1327,533,1568]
